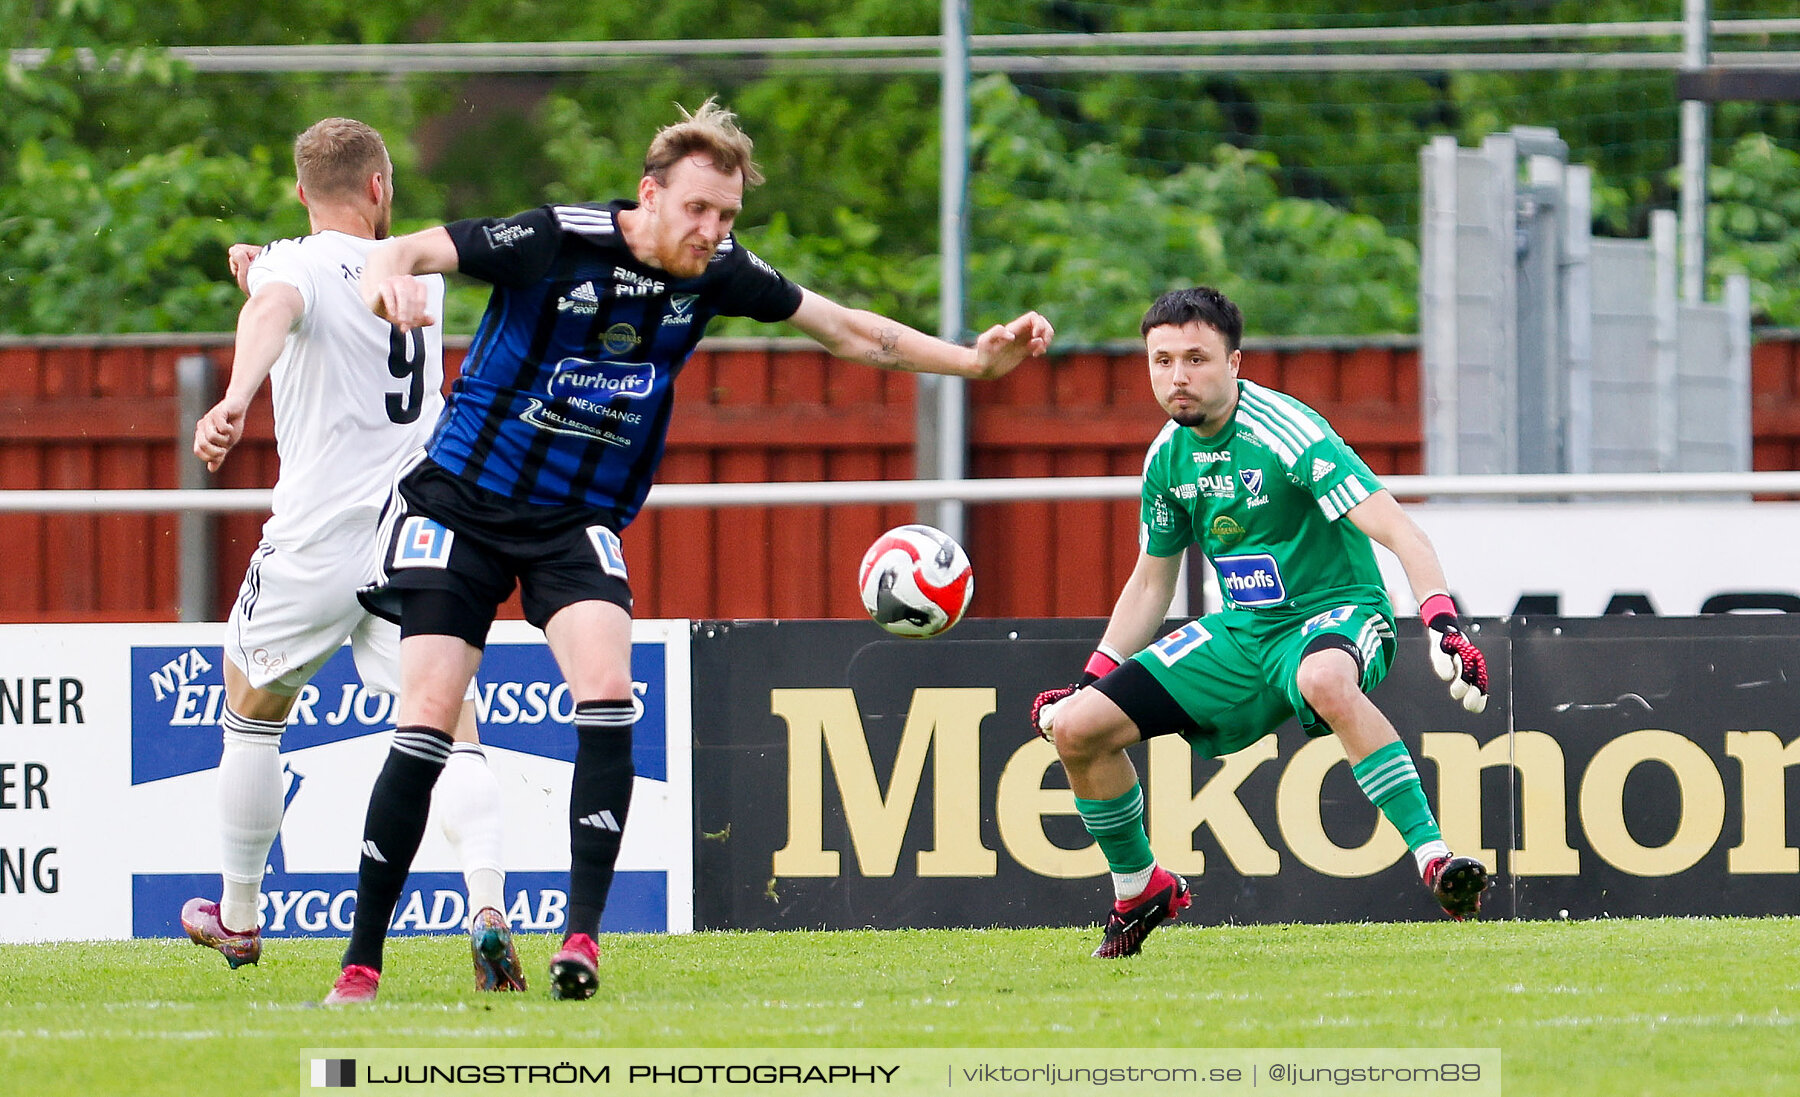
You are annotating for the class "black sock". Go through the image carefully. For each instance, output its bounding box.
[342,726,453,971]
[566,699,635,940]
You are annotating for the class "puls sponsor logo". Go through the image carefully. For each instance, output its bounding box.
[1196,473,1236,499]
[614,269,665,298]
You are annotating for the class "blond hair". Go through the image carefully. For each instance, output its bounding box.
[293,117,391,200]
[643,97,764,188]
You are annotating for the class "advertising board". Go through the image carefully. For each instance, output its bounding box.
[0,620,691,943]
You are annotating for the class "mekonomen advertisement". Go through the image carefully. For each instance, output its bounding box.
[690,616,1800,930]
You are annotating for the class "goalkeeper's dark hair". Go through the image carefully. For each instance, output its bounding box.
[1140,287,1244,352]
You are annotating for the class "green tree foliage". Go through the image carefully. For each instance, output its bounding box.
[0,4,281,331]
[960,76,1415,342]
[0,139,291,332]
[3,0,1798,338]
[705,76,1418,342]
[1708,134,1800,326]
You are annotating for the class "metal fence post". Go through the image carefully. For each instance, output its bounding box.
[176,353,217,621]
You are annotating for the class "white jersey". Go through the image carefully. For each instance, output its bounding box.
[246,231,445,547]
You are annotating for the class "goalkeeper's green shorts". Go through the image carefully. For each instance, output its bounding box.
[1130,596,1396,758]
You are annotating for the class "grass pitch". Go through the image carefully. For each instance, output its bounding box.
[2,918,1795,1096]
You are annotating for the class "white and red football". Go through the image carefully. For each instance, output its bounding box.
[857,524,974,638]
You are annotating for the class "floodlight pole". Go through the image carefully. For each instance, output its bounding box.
[920,0,970,540]
[1679,0,1710,303]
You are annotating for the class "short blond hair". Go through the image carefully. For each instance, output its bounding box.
[293,117,391,200]
[643,97,764,189]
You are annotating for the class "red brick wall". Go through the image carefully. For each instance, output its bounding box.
[3,333,1792,623]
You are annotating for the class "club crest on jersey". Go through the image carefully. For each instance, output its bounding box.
[1239,469,1265,496]
[393,516,454,570]
[661,294,699,327]
[1214,553,1287,607]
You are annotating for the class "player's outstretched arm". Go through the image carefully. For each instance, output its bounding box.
[361,226,459,332]
[195,283,303,473]
[1345,490,1488,713]
[785,288,1052,380]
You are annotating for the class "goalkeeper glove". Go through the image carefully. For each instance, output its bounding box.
[1421,592,1488,714]
[1030,646,1122,741]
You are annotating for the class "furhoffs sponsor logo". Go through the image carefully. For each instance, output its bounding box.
[1213,553,1287,606]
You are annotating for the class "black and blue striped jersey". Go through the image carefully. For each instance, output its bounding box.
[431,200,803,522]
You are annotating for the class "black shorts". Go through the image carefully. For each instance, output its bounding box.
[1089,659,1198,741]
[361,456,634,636]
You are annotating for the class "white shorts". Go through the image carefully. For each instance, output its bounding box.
[225,519,401,695]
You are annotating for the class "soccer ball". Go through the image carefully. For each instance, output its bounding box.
[857,524,975,638]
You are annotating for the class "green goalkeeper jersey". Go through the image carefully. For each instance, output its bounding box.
[1141,379,1390,616]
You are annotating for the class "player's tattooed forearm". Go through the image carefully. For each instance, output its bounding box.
[863,326,911,369]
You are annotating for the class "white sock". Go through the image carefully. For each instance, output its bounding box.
[1414,839,1452,876]
[216,708,286,933]
[436,743,506,916]
[1113,865,1155,902]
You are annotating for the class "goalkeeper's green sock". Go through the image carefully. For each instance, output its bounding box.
[1073,784,1157,900]
[1351,741,1450,875]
